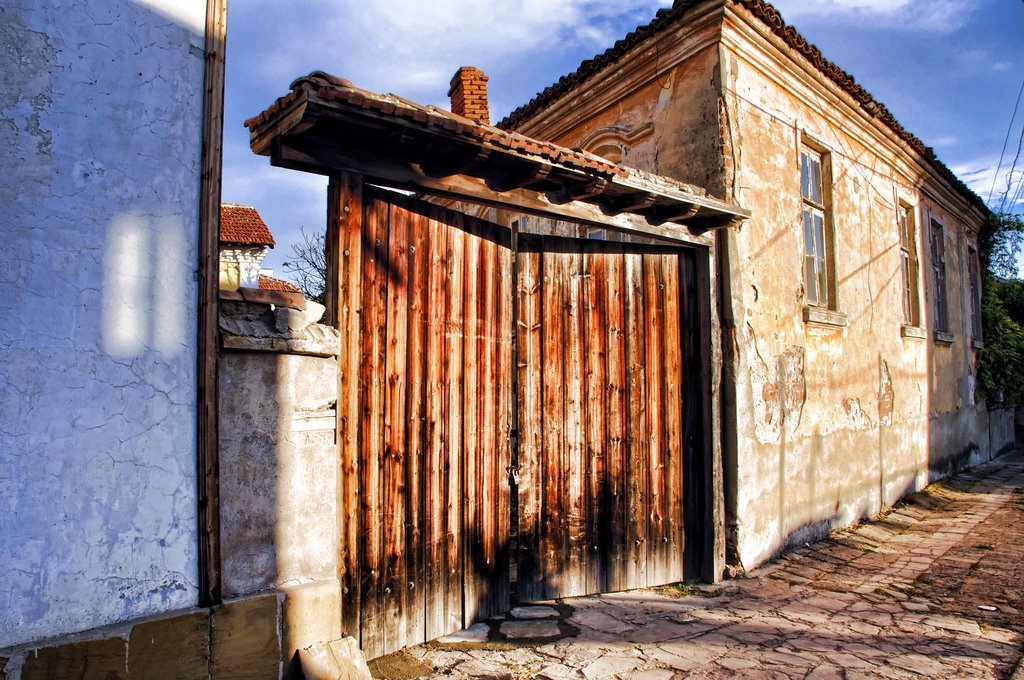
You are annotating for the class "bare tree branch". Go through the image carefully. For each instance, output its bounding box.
[281,226,326,303]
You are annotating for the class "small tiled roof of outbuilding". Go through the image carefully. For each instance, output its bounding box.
[220,203,276,247]
[498,0,988,216]
[258,274,301,293]
[245,71,753,229]
[246,72,630,181]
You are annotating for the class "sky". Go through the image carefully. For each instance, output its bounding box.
[221,0,1024,279]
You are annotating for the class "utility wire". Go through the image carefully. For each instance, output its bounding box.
[988,74,1024,206]
[997,119,1024,214]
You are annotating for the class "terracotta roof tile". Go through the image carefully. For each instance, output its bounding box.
[246,71,630,180]
[497,0,987,216]
[258,274,301,293]
[220,203,276,247]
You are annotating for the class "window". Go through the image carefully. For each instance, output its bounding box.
[801,146,833,308]
[930,219,949,335]
[898,204,920,326]
[968,246,981,341]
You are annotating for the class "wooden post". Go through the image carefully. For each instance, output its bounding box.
[196,0,227,608]
[328,172,364,639]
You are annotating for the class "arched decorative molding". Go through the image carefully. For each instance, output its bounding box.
[578,123,655,162]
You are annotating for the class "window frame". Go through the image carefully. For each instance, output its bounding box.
[799,139,841,324]
[929,218,951,339]
[968,244,982,344]
[898,202,921,329]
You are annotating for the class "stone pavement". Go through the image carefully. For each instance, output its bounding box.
[376,450,1024,679]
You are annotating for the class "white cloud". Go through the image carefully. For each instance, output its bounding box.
[245,0,664,95]
[769,0,974,33]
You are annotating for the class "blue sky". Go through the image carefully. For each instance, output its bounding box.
[221,0,1024,277]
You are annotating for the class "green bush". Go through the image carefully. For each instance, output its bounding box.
[977,212,1024,405]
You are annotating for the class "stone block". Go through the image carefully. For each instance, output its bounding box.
[128,611,209,680]
[240,287,307,310]
[211,593,281,680]
[281,580,342,659]
[21,638,128,680]
[327,637,372,680]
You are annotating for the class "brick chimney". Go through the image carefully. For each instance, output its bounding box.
[448,66,490,125]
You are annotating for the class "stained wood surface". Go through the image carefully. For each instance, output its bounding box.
[515,235,694,600]
[338,187,701,659]
[353,188,513,659]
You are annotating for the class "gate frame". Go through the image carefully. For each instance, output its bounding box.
[246,72,750,648]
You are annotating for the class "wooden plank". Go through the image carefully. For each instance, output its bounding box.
[622,250,648,590]
[461,214,483,623]
[563,248,587,597]
[540,245,566,599]
[695,250,719,583]
[423,204,449,640]
[331,173,364,640]
[444,210,466,631]
[359,191,390,659]
[661,252,686,583]
[403,197,429,645]
[196,0,228,608]
[583,241,608,596]
[381,195,410,656]
[477,219,499,618]
[268,137,745,242]
[603,246,628,593]
[515,243,543,603]
[495,224,513,614]
[643,252,668,586]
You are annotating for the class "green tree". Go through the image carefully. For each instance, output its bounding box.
[976,211,1024,404]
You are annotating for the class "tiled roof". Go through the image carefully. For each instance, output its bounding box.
[498,0,987,216]
[246,71,630,180]
[220,203,276,247]
[246,72,752,229]
[258,274,301,293]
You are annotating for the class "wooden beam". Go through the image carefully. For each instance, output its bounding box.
[601,192,657,216]
[485,163,551,193]
[646,203,700,225]
[197,0,228,608]
[546,178,608,205]
[328,172,365,639]
[421,148,492,178]
[271,141,716,247]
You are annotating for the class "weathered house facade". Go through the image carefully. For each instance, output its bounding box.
[1,0,1016,674]
[496,0,1012,569]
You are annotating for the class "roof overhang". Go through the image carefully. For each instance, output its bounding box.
[247,73,750,243]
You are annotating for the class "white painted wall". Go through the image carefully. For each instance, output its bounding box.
[0,0,207,648]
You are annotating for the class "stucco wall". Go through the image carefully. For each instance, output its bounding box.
[718,10,995,568]
[0,0,206,647]
[217,313,340,597]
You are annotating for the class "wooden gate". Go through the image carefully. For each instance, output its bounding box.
[334,184,706,659]
[336,186,513,659]
[514,235,703,601]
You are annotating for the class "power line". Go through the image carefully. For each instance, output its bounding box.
[998,118,1024,214]
[988,74,1024,206]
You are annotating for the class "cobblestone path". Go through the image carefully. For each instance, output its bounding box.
[373,450,1024,679]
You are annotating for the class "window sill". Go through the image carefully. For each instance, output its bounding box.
[934,330,955,345]
[972,338,984,350]
[803,306,847,328]
[901,324,927,340]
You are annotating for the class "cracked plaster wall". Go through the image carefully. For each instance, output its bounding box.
[717,24,1009,569]
[0,0,206,648]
